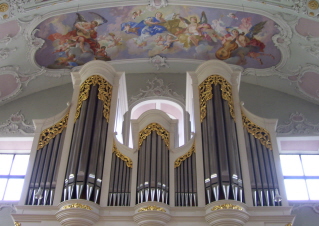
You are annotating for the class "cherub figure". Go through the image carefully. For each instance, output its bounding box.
[162,34,178,51]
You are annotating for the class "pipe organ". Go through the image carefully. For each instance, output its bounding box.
[15,60,293,226]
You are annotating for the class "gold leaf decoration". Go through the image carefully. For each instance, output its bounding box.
[138,123,169,149]
[113,142,133,168]
[138,205,166,212]
[308,0,319,10]
[198,75,234,122]
[62,203,92,210]
[0,3,9,12]
[75,75,112,123]
[285,223,293,226]
[211,204,243,211]
[174,143,195,168]
[242,113,272,150]
[37,113,69,150]
[14,222,21,226]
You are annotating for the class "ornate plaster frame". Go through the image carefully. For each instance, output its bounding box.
[22,1,292,77]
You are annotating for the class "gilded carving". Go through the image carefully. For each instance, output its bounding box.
[138,123,169,149]
[242,114,272,150]
[308,0,319,10]
[61,203,92,210]
[113,143,133,168]
[37,113,69,150]
[0,3,9,12]
[285,223,292,226]
[211,204,243,211]
[174,143,195,168]
[198,75,234,122]
[14,222,21,226]
[75,75,112,123]
[138,205,166,212]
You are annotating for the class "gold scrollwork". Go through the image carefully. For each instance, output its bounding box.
[308,0,319,10]
[211,204,243,211]
[14,222,21,226]
[0,3,9,12]
[285,223,293,226]
[242,114,272,150]
[174,143,195,168]
[75,75,112,123]
[113,143,133,168]
[62,203,92,210]
[138,123,169,149]
[37,113,69,150]
[138,205,166,212]
[198,75,235,122]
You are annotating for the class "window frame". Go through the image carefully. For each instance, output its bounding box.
[277,136,319,201]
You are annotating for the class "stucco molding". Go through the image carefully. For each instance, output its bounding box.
[243,13,292,77]
[0,47,17,60]
[0,111,35,135]
[292,203,319,214]
[149,0,168,9]
[0,65,45,104]
[287,64,319,102]
[0,203,16,213]
[19,1,292,78]
[149,55,169,70]
[276,112,319,135]
[129,76,185,105]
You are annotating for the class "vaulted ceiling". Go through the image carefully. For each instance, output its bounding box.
[1,0,319,120]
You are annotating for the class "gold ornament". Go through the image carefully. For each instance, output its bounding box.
[75,75,112,123]
[242,113,272,150]
[309,12,315,16]
[0,3,9,12]
[138,123,169,149]
[113,143,133,168]
[285,223,292,226]
[14,222,21,226]
[174,143,195,168]
[199,75,235,122]
[62,203,92,210]
[37,113,69,150]
[211,203,243,211]
[3,14,8,19]
[308,0,319,10]
[138,205,166,212]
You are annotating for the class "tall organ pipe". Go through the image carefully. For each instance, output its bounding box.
[26,113,68,205]
[199,75,243,204]
[136,124,170,204]
[242,115,281,206]
[63,75,112,204]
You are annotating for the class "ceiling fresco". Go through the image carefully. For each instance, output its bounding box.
[34,5,281,69]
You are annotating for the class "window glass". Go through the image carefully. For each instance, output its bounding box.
[306,179,319,200]
[284,179,308,200]
[0,153,30,201]
[0,155,14,175]
[280,155,303,176]
[301,155,319,176]
[3,179,24,201]
[0,179,8,200]
[10,155,30,175]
